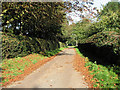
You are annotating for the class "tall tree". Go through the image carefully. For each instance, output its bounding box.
[100,2,120,16]
[2,2,66,40]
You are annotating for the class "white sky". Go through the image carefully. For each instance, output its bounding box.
[68,0,114,24]
[93,0,111,10]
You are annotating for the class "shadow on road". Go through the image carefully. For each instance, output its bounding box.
[57,51,74,56]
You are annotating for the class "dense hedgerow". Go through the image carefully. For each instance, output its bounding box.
[72,10,120,64]
[80,12,120,54]
[78,11,120,54]
[2,33,60,59]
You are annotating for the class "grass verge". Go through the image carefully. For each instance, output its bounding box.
[1,47,65,86]
[42,47,65,57]
[75,47,120,89]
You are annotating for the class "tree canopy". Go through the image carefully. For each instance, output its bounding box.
[65,1,120,56]
[100,2,120,16]
[2,2,66,40]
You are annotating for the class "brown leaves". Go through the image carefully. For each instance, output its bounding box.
[78,8,83,11]
[93,7,97,10]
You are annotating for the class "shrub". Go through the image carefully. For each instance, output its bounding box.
[2,33,60,59]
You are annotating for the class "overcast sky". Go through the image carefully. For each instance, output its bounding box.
[93,0,111,10]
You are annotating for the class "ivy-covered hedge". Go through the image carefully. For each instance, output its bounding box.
[2,33,60,59]
[79,31,120,55]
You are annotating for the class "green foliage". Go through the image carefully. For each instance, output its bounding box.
[74,1,120,88]
[68,1,120,57]
[75,48,84,58]
[61,22,76,45]
[2,47,64,85]
[32,60,37,64]
[86,62,119,88]
[43,47,65,57]
[100,2,120,16]
[2,33,60,59]
[81,11,120,55]
[76,47,120,88]
[59,42,67,48]
[2,2,65,41]
[2,54,45,85]
[1,2,67,59]
[71,6,120,61]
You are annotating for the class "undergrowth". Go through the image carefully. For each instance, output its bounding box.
[75,47,120,89]
[75,48,84,58]
[41,47,65,57]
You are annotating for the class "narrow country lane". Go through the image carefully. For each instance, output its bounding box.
[6,48,88,88]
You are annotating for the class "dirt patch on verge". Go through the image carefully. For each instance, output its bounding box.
[73,52,94,88]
